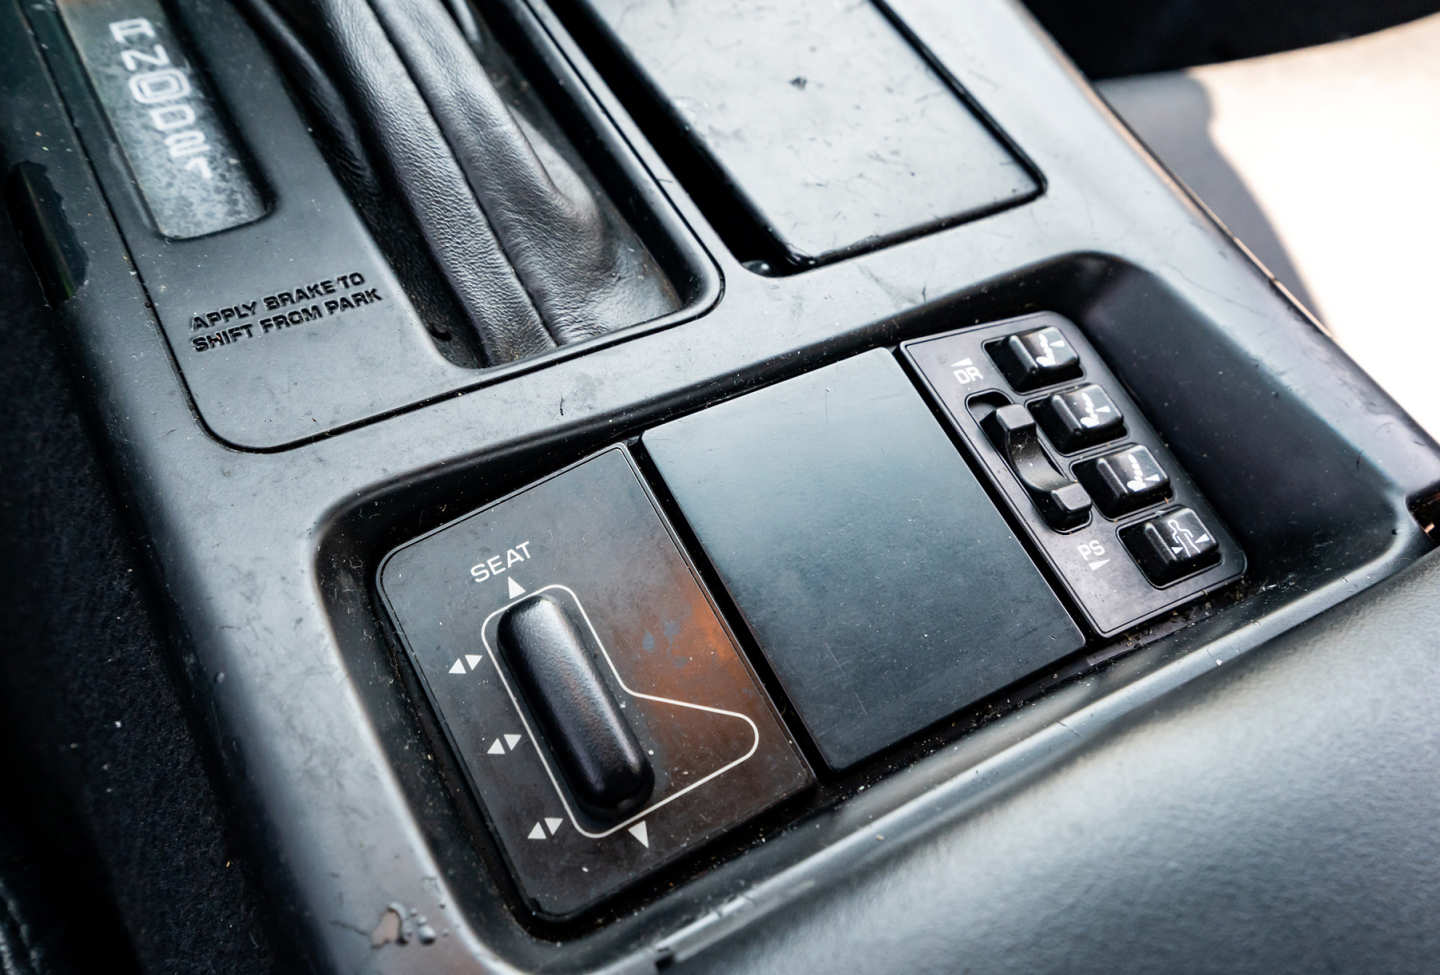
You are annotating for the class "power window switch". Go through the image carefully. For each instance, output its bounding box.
[1121,507,1221,585]
[1076,445,1170,517]
[1033,384,1125,451]
[987,326,1081,391]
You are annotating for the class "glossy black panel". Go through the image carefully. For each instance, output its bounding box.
[644,350,1084,769]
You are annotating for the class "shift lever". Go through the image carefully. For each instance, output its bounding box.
[239,0,677,364]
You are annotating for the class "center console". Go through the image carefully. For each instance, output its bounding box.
[2,0,1437,970]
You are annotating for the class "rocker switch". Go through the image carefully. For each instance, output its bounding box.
[987,326,1082,390]
[981,404,1091,530]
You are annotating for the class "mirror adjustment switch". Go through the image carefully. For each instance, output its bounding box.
[1121,507,1221,585]
[987,326,1082,390]
[981,404,1091,530]
[380,447,810,917]
[1033,384,1125,451]
[1076,445,1171,517]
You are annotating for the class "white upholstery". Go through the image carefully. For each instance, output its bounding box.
[1101,15,1440,435]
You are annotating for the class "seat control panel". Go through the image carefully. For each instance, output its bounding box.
[903,313,1244,635]
[379,447,810,917]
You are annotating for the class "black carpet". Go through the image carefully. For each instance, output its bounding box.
[0,204,286,974]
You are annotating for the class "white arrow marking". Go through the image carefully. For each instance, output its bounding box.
[464,654,483,671]
[507,577,526,599]
[527,823,545,841]
[504,733,523,750]
[487,739,505,755]
[1087,559,1110,571]
[545,817,563,836]
[950,358,973,368]
[628,821,649,848]
[448,658,466,675]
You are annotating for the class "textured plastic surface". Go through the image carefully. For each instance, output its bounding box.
[379,447,811,917]
[904,313,1244,635]
[645,350,1084,769]
[551,0,1040,270]
[684,551,1440,975]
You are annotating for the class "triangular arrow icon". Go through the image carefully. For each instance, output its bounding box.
[486,739,504,755]
[464,654,482,671]
[448,658,466,675]
[627,821,649,848]
[507,577,526,599]
[527,823,545,840]
[545,817,563,835]
[504,733,522,750]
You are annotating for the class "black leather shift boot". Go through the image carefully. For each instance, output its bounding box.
[243,0,678,364]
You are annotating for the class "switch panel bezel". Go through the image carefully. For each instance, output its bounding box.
[903,312,1245,635]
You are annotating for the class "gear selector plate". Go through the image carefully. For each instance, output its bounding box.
[379,447,810,917]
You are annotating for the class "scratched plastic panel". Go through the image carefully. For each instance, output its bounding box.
[562,0,1038,267]
[57,0,265,238]
[379,446,810,918]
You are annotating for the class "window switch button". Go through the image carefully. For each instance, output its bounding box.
[987,326,1081,391]
[1034,384,1125,451]
[1076,444,1170,517]
[1121,507,1221,585]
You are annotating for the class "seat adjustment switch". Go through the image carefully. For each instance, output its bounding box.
[1121,507,1222,585]
[380,447,810,917]
[497,594,653,823]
